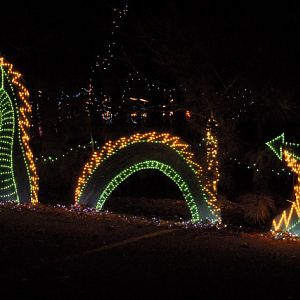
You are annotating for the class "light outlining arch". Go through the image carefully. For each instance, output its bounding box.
[0,77,18,202]
[75,132,220,223]
[97,160,200,221]
[0,57,38,204]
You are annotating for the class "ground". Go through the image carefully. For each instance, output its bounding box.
[0,200,299,299]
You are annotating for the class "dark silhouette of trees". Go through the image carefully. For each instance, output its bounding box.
[124,2,300,216]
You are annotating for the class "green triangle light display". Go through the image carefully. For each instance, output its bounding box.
[266,133,285,161]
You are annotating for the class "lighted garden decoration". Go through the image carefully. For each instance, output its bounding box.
[0,57,38,204]
[266,133,300,234]
[0,56,220,223]
[75,119,221,223]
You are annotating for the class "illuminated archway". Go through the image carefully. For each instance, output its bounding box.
[0,57,38,204]
[75,132,220,222]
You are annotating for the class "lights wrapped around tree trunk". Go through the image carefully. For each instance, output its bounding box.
[205,114,220,207]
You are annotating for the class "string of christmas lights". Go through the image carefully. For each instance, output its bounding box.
[32,138,291,180]
[121,71,182,105]
[0,57,38,205]
[0,77,18,202]
[35,140,99,163]
[228,157,291,176]
[96,160,199,220]
[94,1,129,72]
[75,132,220,222]
[215,88,255,120]
[205,115,220,210]
[86,1,129,121]
[0,201,224,229]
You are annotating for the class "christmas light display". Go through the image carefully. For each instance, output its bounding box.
[266,134,300,234]
[205,115,220,207]
[121,71,181,106]
[75,132,220,223]
[35,139,99,163]
[97,160,199,219]
[0,57,38,204]
[185,110,191,121]
[0,201,224,229]
[32,138,290,178]
[94,2,129,72]
[266,133,285,161]
[87,2,129,120]
[215,88,255,121]
[229,157,290,176]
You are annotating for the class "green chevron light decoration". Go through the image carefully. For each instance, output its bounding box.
[267,133,300,234]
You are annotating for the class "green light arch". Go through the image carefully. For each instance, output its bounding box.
[76,139,218,223]
[97,160,203,222]
[0,85,18,202]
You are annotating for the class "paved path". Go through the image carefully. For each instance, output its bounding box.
[0,207,299,299]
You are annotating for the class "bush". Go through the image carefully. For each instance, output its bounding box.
[238,193,275,226]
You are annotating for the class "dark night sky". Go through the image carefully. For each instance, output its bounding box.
[1,1,300,93]
[2,1,300,200]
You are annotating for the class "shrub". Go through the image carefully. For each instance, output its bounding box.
[238,193,275,226]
